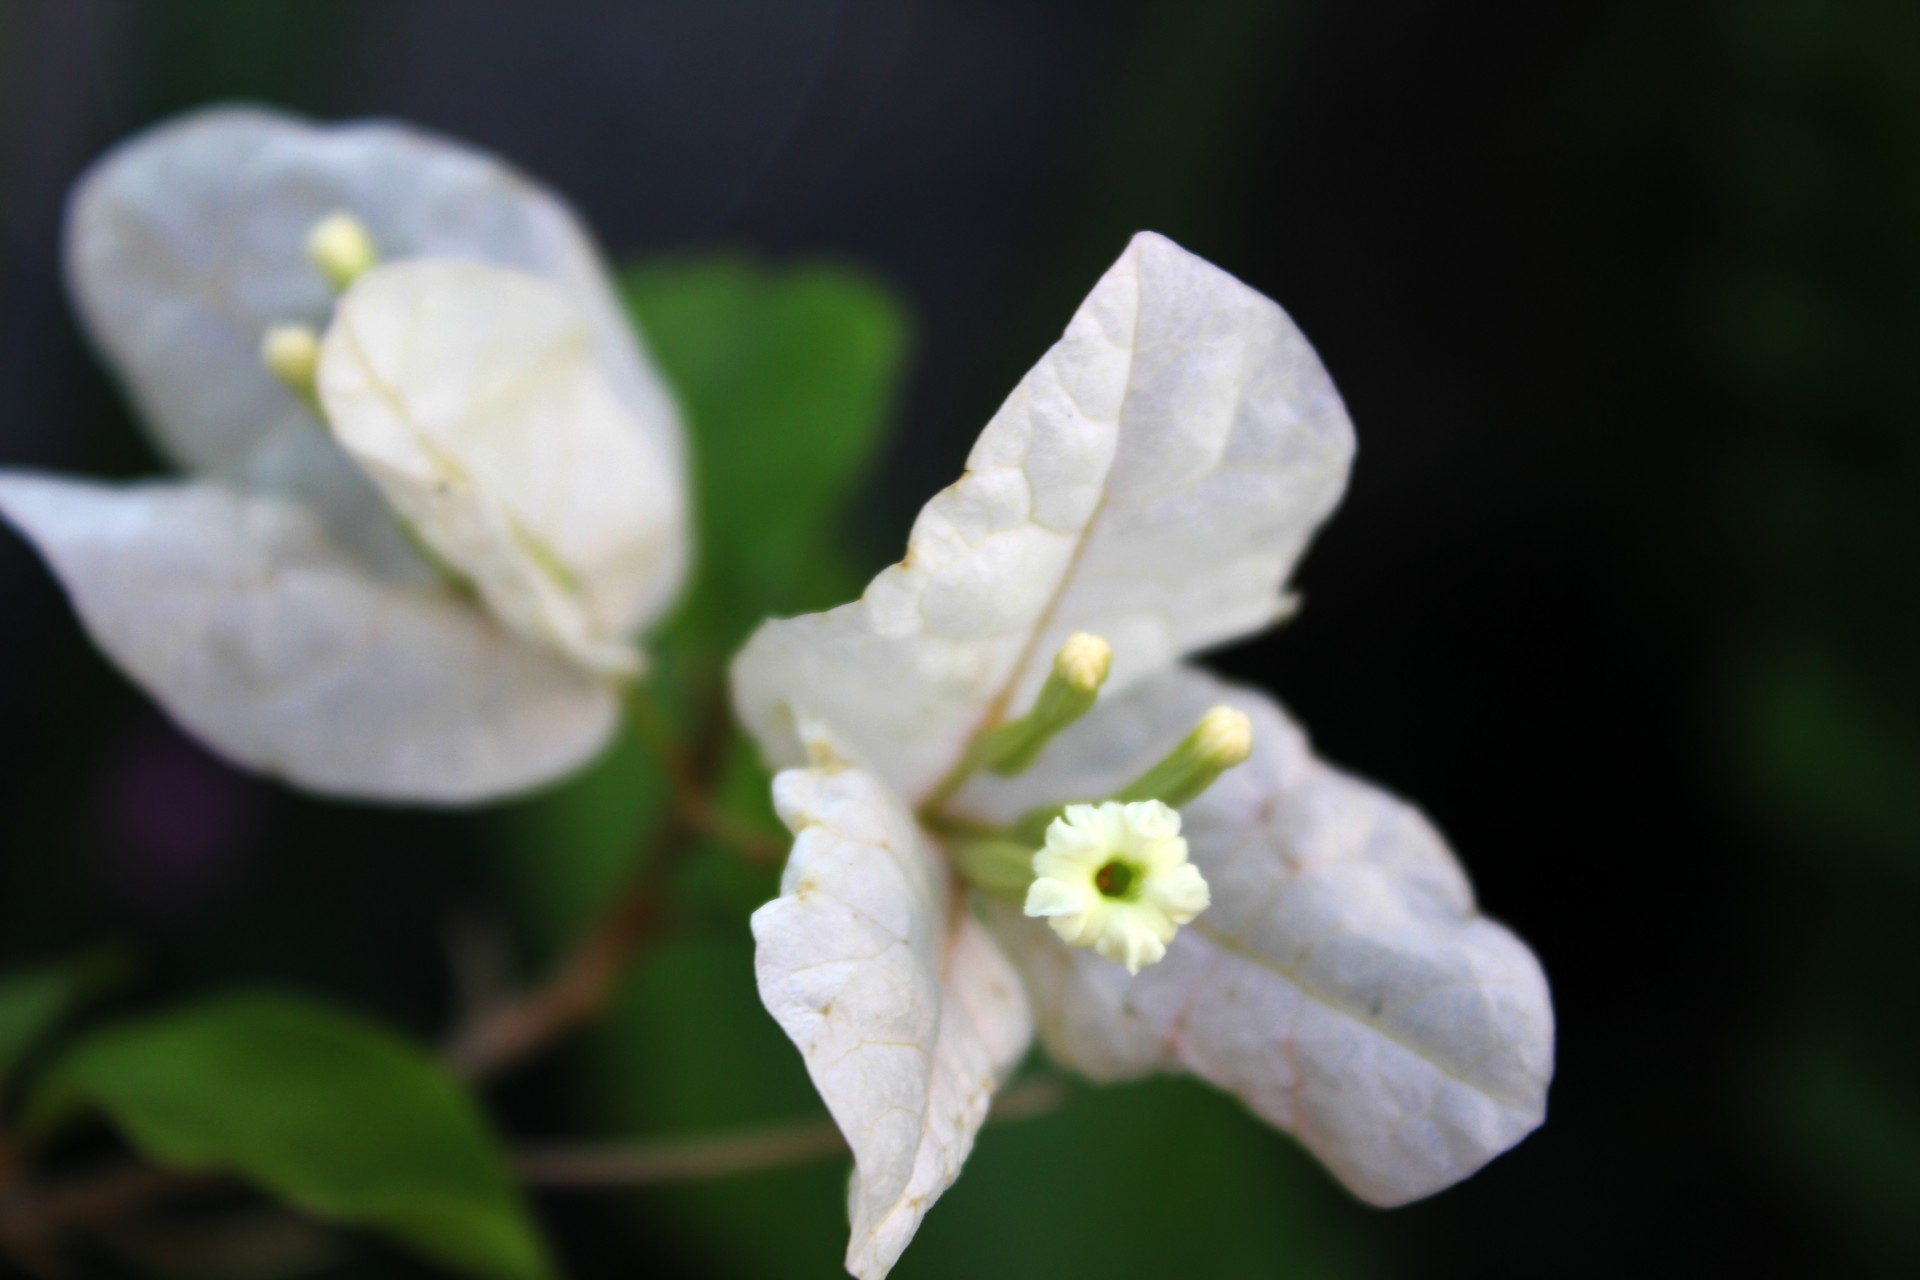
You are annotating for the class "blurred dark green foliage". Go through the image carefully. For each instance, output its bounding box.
[622,258,909,650]
[0,960,105,1100]
[0,1,1917,1278]
[1679,1,1920,1269]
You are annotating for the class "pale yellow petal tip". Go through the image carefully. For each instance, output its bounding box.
[1053,631,1113,694]
[1023,798,1209,973]
[305,210,379,289]
[1193,705,1254,769]
[260,324,320,395]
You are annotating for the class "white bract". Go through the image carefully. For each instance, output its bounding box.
[733,232,1555,1278]
[0,107,687,803]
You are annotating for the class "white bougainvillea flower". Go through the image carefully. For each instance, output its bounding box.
[0,106,687,802]
[733,232,1555,1278]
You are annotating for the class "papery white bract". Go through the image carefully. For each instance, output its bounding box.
[318,259,683,679]
[754,767,1030,1280]
[972,667,1553,1207]
[734,232,1554,1277]
[0,106,688,803]
[0,476,614,792]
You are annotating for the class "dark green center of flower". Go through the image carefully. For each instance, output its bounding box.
[1094,858,1140,900]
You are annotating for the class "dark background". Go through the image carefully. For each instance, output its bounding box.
[3,1,1918,1276]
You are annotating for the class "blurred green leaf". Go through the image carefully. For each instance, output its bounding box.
[622,254,910,649]
[38,994,550,1280]
[1761,1039,1920,1268]
[0,958,103,1094]
[905,1078,1381,1280]
[491,257,907,1273]
[500,723,671,944]
[1738,644,1920,869]
[500,256,907,954]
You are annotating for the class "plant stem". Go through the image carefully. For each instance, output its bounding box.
[445,682,786,1078]
[442,687,693,1080]
[445,824,680,1080]
[622,684,699,795]
[516,1079,1069,1188]
[0,1163,222,1268]
[0,1081,1070,1268]
[628,683,786,865]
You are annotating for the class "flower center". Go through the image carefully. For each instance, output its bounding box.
[1021,801,1213,974]
[1094,858,1139,900]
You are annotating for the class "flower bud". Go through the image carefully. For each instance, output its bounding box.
[305,211,379,289]
[1110,704,1256,811]
[1191,706,1253,770]
[260,324,321,407]
[1053,631,1112,694]
[969,632,1112,780]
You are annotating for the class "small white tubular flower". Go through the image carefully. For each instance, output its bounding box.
[0,106,687,802]
[304,211,379,289]
[1192,705,1254,769]
[1054,631,1112,693]
[731,233,1554,1278]
[260,324,321,397]
[1024,801,1210,973]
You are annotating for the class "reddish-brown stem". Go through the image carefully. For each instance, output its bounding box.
[0,1163,222,1269]
[516,1079,1068,1188]
[445,685,780,1079]
[443,856,673,1080]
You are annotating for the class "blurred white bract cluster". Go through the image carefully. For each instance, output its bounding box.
[0,108,688,802]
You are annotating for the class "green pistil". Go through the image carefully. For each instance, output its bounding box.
[1094,858,1141,901]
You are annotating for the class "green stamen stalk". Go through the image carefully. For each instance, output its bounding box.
[1013,705,1254,843]
[953,838,1043,903]
[974,632,1112,776]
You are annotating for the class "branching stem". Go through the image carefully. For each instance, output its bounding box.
[444,836,678,1080]
[446,685,728,1080]
[0,678,811,1265]
[517,1079,1068,1188]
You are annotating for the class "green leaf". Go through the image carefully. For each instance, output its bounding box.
[499,721,672,943]
[496,254,904,998]
[622,254,910,649]
[0,959,104,1093]
[1760,1038,1920,1267]
[39,994,551,1280]
[1737,643,1920,872]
